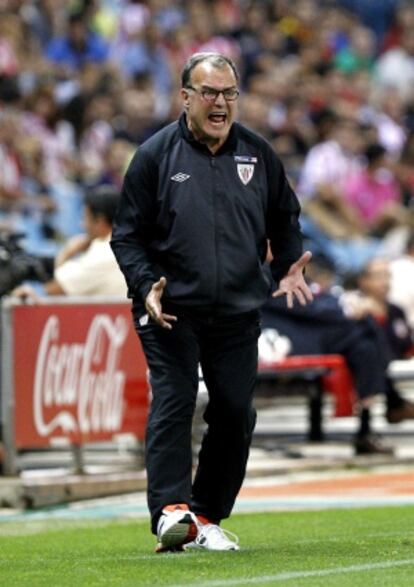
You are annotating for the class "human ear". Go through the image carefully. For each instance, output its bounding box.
[180,88,190,108]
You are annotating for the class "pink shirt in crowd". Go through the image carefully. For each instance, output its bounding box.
[343,168,400,225]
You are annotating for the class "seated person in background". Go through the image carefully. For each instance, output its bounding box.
[13,186,127,299]
[261,255,414,455]
[343,143,410,237]
[389,231,414,330]
[342,257,414,423]
[298,117,365,241]
[297,117,382,275]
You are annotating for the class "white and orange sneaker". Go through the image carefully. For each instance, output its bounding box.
[185,519,240,551]
[155,504,198,553]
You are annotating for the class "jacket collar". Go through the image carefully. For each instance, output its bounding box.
[178,112,237,155]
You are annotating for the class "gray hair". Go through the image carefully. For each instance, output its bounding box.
[181,52,239,88]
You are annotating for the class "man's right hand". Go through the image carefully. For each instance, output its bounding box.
[145,277,177,330]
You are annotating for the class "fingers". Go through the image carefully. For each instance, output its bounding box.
[272,283,313,307]
[302,282,314,303]
[145,285,177,330]
[144,276,174,328]
[272,287,295,307]
[290,250,312,272]
[145,308,177,329]
[294,288,307,306]
[162,313,177,322]
[302,250,313,264]
[150,312,177,330]
[153,276,167,291]
[156,314,176,330]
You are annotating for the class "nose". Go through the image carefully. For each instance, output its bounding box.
[214,91,226,106]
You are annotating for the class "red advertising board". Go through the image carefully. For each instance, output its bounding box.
[12,302,149,448]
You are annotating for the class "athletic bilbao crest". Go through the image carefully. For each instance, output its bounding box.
[237,163,254,185]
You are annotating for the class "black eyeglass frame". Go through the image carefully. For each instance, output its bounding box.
[185,85,240,102]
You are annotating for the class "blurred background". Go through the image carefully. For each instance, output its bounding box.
[0,0,413,282]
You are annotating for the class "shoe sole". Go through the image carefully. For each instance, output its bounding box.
[158,513,198,550]
[155,543,185,554]
[184,542,239,551]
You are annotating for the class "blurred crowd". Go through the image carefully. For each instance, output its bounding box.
[0,0,414,278]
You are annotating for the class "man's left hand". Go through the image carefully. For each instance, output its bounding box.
[272,251,314,308]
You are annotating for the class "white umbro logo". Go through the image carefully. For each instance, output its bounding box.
[171,172,190,182]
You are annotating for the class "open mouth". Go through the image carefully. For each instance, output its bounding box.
[208,113,227,126]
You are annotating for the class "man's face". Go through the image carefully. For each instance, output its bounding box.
[69,20,87,48]
[181,61,238,151]
[360,259,391,301]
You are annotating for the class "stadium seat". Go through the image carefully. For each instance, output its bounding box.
[259,354,356,417]
[257,355,357,440]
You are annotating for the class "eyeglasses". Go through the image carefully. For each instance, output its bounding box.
[186,85,240,102]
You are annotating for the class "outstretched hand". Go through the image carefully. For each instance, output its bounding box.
[145,277,177,329]
[272,251,314,308]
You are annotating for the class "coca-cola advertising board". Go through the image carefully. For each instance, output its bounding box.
[11,302,149,448]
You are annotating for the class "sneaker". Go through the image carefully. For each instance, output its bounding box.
[354,434,394,456]
[185,523,240,551]
[155,504,198,553]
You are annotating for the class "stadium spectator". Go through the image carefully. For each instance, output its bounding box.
[151,0,186,35]
[14,135,57,250]
[334,26,376,74]
[21,85,76,185]
[110,22,172,99]
[77,91,115,185]
[343,143,409,236]
[231,3,273,85]
[12,186,127,298]
[342,257,414,423]
[0,15,20,80]
[20,84,82,238]
[91,139,134,191]
[112,0,151,56]
[269,96,316,182]
[297,117,383,274]
[186,2,241,63]
[113,86,165,146]
[389,232,414,330]
[396,131,414,206]
[44,10,109,74]
[381,2,414,53]
[375,28,414,102]
[0,109,23,209]
[298,116,364,201]
[355,258,414,359]
[22,0,67,50]
[337,0,399,46]
[361,87,407,157]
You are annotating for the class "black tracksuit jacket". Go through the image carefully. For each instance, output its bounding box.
[110,113,303,316]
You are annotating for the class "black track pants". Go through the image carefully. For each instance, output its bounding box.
[134,307,260,534]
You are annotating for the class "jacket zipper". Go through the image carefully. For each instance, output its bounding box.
[211,156,220,306]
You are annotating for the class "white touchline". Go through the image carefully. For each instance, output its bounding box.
[170,559,414,587]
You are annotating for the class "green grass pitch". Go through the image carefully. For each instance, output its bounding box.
[1,507,414,586]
